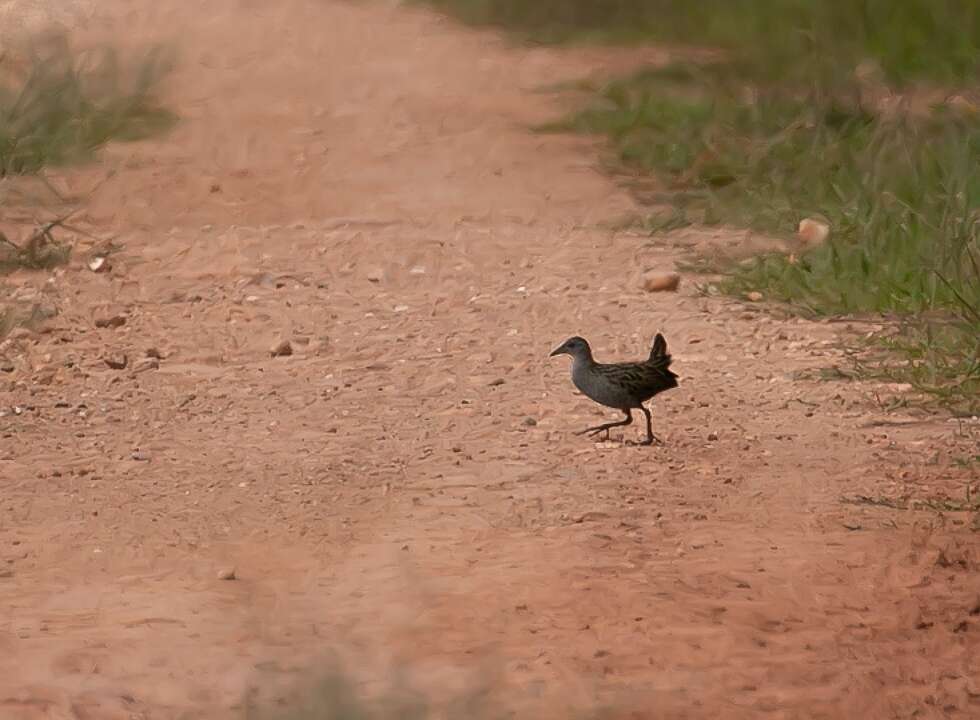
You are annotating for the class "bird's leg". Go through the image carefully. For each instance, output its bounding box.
[576,410,632,439]
[637,406,662,446]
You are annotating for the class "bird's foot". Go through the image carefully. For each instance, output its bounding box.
[577,426,612,439]
[629,435,662,447]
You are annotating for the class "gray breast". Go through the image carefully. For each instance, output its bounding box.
[571,360,635,410]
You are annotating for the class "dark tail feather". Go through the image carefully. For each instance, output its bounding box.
[650,333,679,388]
[649,333,669,362]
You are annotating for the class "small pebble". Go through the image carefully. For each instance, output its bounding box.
[523,417,537,426]
[270,340,293,358]
[103,354,128,370]
[134,357,160,373]
[798,218,830,248]
[216,567,237,581]
[94,315,127,329]
[640,272,681,293]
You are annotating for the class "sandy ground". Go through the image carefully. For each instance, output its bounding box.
[1,1,978,718]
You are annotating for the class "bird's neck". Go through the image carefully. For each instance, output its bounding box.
[571,352,595,372]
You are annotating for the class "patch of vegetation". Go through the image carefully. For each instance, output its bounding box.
[245,669,434,720]
[424,0,980,413]
[241,665,598,720]
[841,490,980,514]
[0,215,74,272]
[0,32,176,177]
[418,0,980,85]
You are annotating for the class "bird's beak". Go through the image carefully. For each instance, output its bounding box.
[549,344,566,358]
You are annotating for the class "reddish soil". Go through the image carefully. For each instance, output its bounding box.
[1,1,978,718]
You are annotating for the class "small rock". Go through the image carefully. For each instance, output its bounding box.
[32,367,57,385]
[88,256,111,273]
[746,291,764,302]
[488,378,505,387]
[145,347,164,359]
[365,268,384,283]
[641,272,681,293]
[0,361,14,373]
[707,432,719,441]
[131,449,151,462]
[523,417,537,427]
[95,315,127,329]
[270,340,293,358]
[104,354,128,370]
[216,567,237,581]
[134,357,160,373]
[798,218,830,248]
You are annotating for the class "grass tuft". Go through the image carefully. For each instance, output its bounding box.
[0,33,175,275]
[0,215,74,272]
[0,32,176,177]
[418,0,980,86]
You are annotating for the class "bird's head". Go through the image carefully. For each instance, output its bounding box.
[549,336,592,360]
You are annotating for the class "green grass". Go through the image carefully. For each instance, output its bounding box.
[245,670,435,720]
[422,0,980,413]
[0,32,176,177]
[418,0,980,86]
[0,33,176,275]
[0,215,74,272]
[241,665,615,720]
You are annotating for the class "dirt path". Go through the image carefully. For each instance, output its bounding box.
[1,1,978,718]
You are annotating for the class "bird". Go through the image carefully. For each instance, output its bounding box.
[549,333,678,445]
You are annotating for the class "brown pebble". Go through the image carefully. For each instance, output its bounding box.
[270,340,293,358]
[641,272,681,293]
[134,357,160,373]
[216,567,237,581]
[523,417,537,426]
[95,315,127,329]
[798,218,830,248]
[103,354,128,370]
